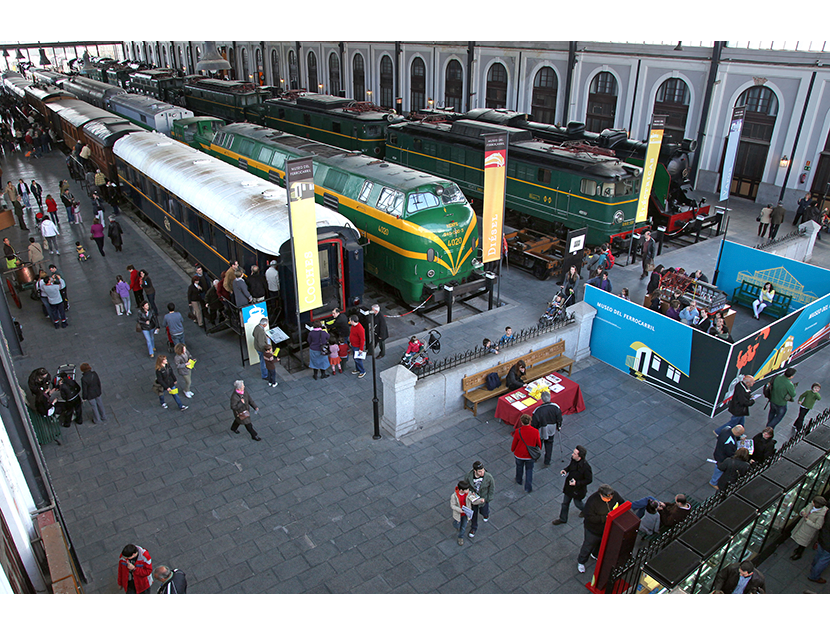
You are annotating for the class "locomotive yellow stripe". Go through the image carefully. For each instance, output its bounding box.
[210,142,472,274]
[388,144,639,207]
[262,114,385,142]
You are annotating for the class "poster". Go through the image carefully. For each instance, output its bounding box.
[635,115,665,224]
[720,106,746,202]
[482,133,508,263]
[286,157,322,313]
[242,301,269,367]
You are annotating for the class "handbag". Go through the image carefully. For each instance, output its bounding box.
[135,322,141,333]
[238,409,250,420]
[518,428,542,461]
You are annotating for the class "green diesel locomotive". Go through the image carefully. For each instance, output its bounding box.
[172,118,480,305]
[248,93,403,158]
[385,118,643,246]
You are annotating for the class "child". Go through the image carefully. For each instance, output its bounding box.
[328,334,342,375]
[110,286,125,315]
[792,382,821,435]
[338,338,350,373]
[482,338,499,354]
[405,336,421,355]
[450,480,482,546]
[262,345,278,387]
[115,274,131,315]
[75,241,89,262]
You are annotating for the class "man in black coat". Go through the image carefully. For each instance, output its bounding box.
[710,425,744,489]
[577,484,624,572]
[531,391,562,466]
[553,445,592,525]
[58,372,83,428]
[80,362,107,424]
[793,194,812,226]
[371,304,388,358]
[713,560,766,593]
[723,375,756,430]
[154,565,188,594]
[639,231,656,279]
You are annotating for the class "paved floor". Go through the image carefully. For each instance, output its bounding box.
[2,146,829,594]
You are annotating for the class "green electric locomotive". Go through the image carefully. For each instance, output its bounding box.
[172,118,480,305]
[248,93,403,158]
[180,77,263,122]
[385,118,643,246]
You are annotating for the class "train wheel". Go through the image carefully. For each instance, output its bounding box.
[6,279,21,309]
[533,262,549,280]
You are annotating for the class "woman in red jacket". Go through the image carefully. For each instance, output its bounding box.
[127,264,144,308]
[117,544,153,593]
[512,413,541,494]
[45,194,59,226]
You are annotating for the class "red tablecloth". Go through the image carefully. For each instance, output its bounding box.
[494,372,585,428]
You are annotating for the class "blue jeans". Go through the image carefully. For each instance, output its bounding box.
[258,351,268,379]
[142,329,154,355]
[809,543,830,581]
[767,402,788,429]
[159,391,184,409]
[471,501,490,532]
[715,415,744,436]
[630,496,658,519]
[710,465,724,487]
[515,457,534,492]
[352,346,365,374]
[452,515,468,539]
[171,332,185,347]
[267,367,277,384]
[559,492,586,522]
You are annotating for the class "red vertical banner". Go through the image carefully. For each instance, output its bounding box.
[482,133,508,263]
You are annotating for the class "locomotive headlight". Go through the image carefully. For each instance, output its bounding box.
[428,270,435,278]
[613,210,625,225]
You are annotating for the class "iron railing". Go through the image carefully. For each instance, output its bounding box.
[755,227,806,250]
[412,312,575,380]
[608,406,830,593]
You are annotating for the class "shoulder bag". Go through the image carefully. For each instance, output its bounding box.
[518,428,542,461]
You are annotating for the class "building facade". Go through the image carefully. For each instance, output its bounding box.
[123,40,830,208]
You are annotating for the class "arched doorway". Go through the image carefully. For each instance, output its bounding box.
[654,78,691,144]
[288,50,298,90]
[531,66,557,124]
[726,85,779,200]
[811,128,830,208]
[255,48,264,86]
[410,57,426,112]
[380,55,393,108]
[241,48,250,83]
[271,50,281,89]
[353,53,365,99]
[227,47,236,80]
[486,62,507,109]
[329,53,341,97]
[307,51,318,91]
[586,71,618,133]
[444,60,463,112]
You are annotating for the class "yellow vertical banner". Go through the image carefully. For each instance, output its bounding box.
[482,133,508,263]
[286,158,322,313]
[635,115,666,224]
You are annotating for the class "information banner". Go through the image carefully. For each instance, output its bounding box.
[720,106,746,201]
[286,158,322,313]
[482,133,508,263]
[635,115,665,223]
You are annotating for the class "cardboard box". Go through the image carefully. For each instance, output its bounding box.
[0,208,15,232]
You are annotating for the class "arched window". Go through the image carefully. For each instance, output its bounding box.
[353,53,365,100]
[162,46,168,69]
[177,46,184,72]
[148,48,154,66]
[308,51,318,92]
[380,55,393,108]
[186,45,192,74]
[724,86,779,200]
[271,50,281,89]
[255,48,264,86]
[326,53,340,97]
[195,47,201,63]
[444,60,463,112]
[586,71,618,132]
[410,57,426,113]
[155,43,161,67]
[240,48,250,83]
[227,47,236,80]
[654,78,691,144]
[288,50,298,90]
[531,66,557,124]
[486,62,507,109]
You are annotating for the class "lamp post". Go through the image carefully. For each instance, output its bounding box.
[359,308,381,440]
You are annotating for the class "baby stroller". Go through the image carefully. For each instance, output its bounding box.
[400,329,441,370]
[165,326,175,353]
[539,287,571,326]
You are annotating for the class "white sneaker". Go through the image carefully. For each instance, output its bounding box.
[184,391,193,398]
[577,563,586,573]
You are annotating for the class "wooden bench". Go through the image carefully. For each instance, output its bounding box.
[462,340,574,415]
[731,281,792,319]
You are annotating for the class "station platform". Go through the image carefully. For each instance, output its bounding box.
[1,145,829,595]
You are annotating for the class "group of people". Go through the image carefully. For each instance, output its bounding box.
[26,363,107,428]
[117,544,187,594]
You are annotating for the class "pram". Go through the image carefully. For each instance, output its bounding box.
[51,364,81,425]
[539,286,571,327]
[400,329,441,370]
[165,326,175,353]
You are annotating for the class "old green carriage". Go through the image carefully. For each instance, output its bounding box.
[172,118,480,305]
[248,94,402,158]
[182,77,262,122]
[386,118,644,246]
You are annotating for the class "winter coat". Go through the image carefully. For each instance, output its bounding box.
[40,218,59,238]
[155,365,177,390]
[137,308,158,331]
[716,456,750,489]
[713,563,766,594]
[771,204,786,225]
[90,221,105,238]
[174,351,193,378]
[27,241,44,264]
[561,457,593,499]
[511,424,540,460]
[80,369,103,400]
[583,489,625,535]
[531,402,562,440]
[465,469,496,503]
[728,380,755,417]
[791,504,827,548]
[759,206,773,223]
[750,432,776,464]
[252,324,271,353]
[713,428,740,462]
[117,545,153,594]
[230,388,258,423]
[373,311,388,340]
[307,328,329,352]
[450,488,483,523]
[107,221,123,247]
